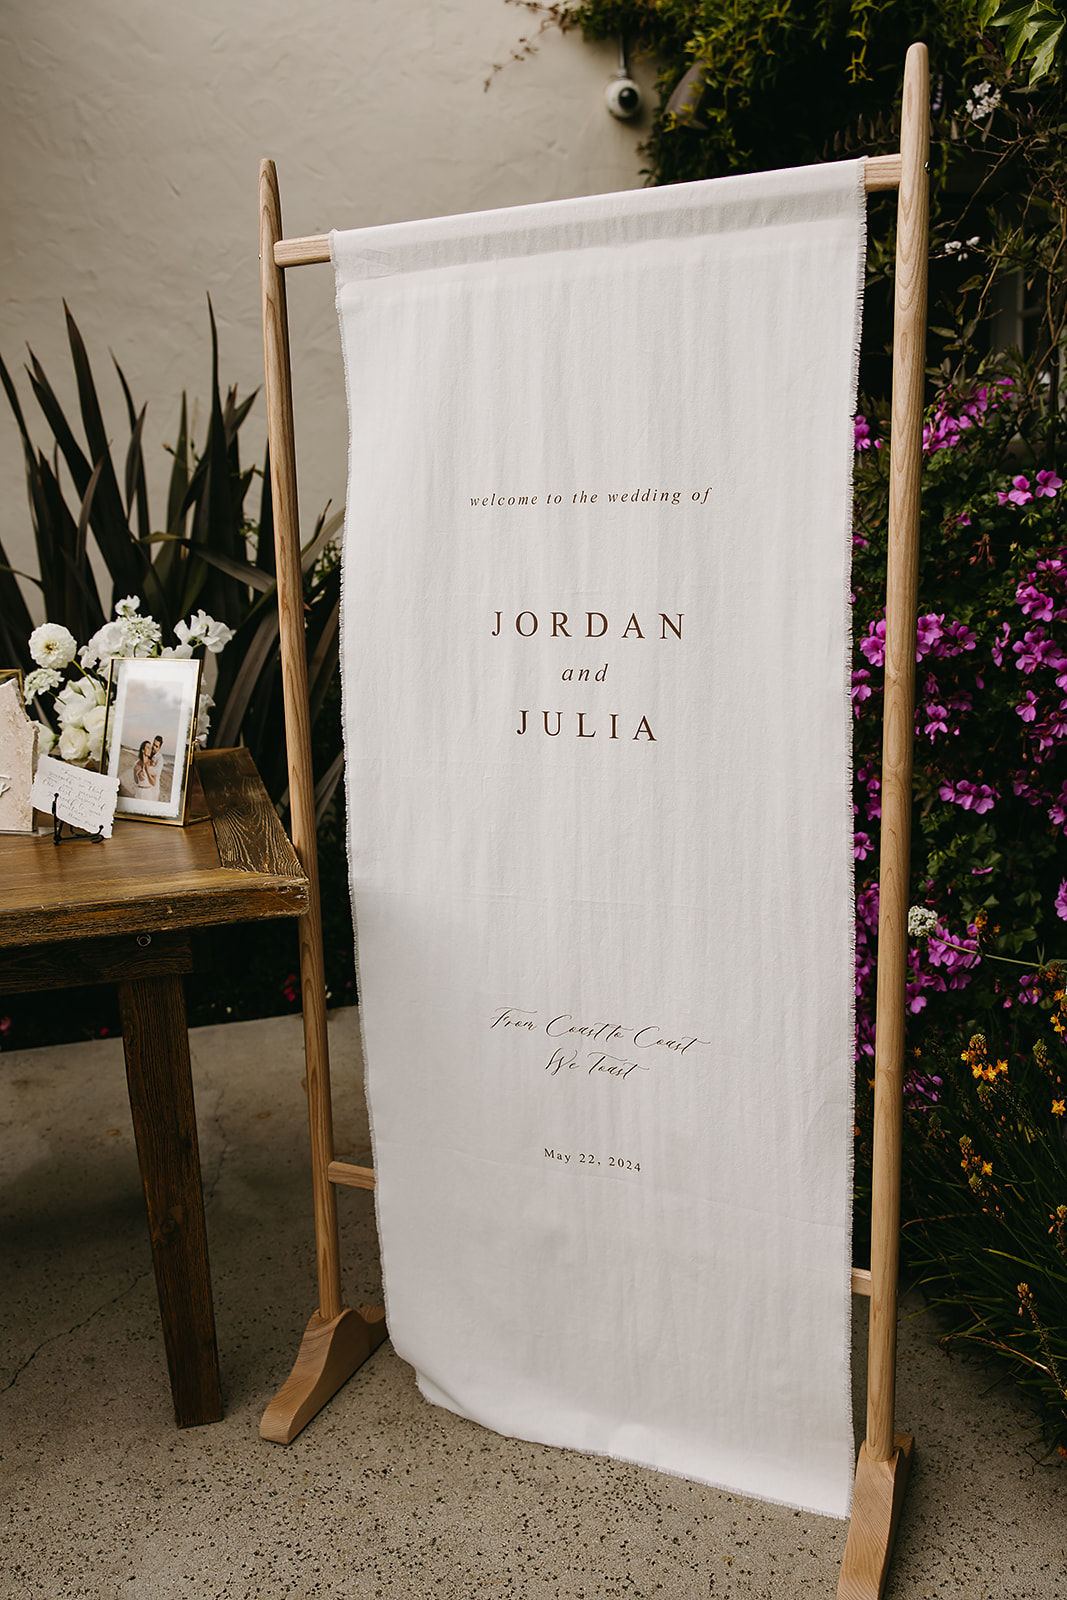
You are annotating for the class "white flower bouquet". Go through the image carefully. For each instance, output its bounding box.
[24,597,234,768]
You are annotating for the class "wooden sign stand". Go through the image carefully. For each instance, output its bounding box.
[256,43,928,1600]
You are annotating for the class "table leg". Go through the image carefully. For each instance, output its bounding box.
[118,973,223,1427]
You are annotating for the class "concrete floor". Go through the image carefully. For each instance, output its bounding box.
[1,1008,1064,1600]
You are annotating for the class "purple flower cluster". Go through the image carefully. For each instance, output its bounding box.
[859,612,977,669]
[921,379,1012,454]
[855,414,882,452]
[996,469,1062,507]
[853,377,1066,1062]
[1001,563,1067,771]
[937,778,998,812]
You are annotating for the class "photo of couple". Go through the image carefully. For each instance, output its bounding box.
[123,733,172,803]
[104,657,201,823]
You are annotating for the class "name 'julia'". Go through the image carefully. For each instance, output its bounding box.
[516,711,655,740]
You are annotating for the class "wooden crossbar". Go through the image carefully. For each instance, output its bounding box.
[258,49,928,1596]
[272,154,906,272]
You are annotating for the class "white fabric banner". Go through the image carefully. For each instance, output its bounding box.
[334,160,866,1519]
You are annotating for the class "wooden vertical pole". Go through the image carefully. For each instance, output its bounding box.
[868,38,929,1464]
[258,160,386,1444]
[839,39,928,1600]
[259,158,343,1327]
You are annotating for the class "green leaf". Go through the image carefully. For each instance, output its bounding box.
[1028,16,1066,79]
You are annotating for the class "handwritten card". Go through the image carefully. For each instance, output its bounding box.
[31,754,119,839]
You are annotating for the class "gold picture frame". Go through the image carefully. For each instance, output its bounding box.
[102,656,203,825]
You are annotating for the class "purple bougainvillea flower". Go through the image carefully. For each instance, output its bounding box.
[1036,469,1063,498]
[1016,582,1055,621]
[991,621,1012,666]
[997,474,1033,506]
[922,702,950,740]
[1049,784,1067,826]
[915,612,945,659]
[941,619,977,653]
[854,414,881,451]
[1016,689,1039,723]
[1056,879,1067,921]
[1013,775,1048,806]
[938,779,998,813]
[854,831,873,861]
[1013,628,1067,674]
[860,618,886,667]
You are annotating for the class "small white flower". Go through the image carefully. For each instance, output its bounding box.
[33,722,57,756]
[55,677,106,729]
[28,622,78,670]
[22,666,63,703]
[175,610,235,656]
[965,81,1000,121]
[57,723,91,764]
[80,618,128,670]
[114,595,142,619]
[121,615,163,657]
[82,703,109,763]
[194,690,215,746]
[944,240,962,255]
[160,643,195,660]
[908,905,939,939]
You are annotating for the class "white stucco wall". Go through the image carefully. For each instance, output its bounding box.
[0,0,654,614]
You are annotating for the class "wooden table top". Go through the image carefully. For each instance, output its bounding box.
[0,747,309,948]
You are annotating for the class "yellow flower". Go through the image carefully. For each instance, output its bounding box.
[981,1160,993,1176]
[1053,1100,1065,1117]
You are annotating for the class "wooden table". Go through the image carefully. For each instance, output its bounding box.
[0,747,309,1426]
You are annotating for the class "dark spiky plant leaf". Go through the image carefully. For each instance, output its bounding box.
[1,303,345,813]
[0,535,36,671]
[165,393,191,537]
[255,444,276,578]
[113,356,151,549]
[62,303,145,604]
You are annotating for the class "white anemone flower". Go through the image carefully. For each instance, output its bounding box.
[28,622,78,670]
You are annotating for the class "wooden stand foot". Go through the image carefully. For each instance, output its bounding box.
[838,1435,913,1600]
[260,1305,387,1443]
